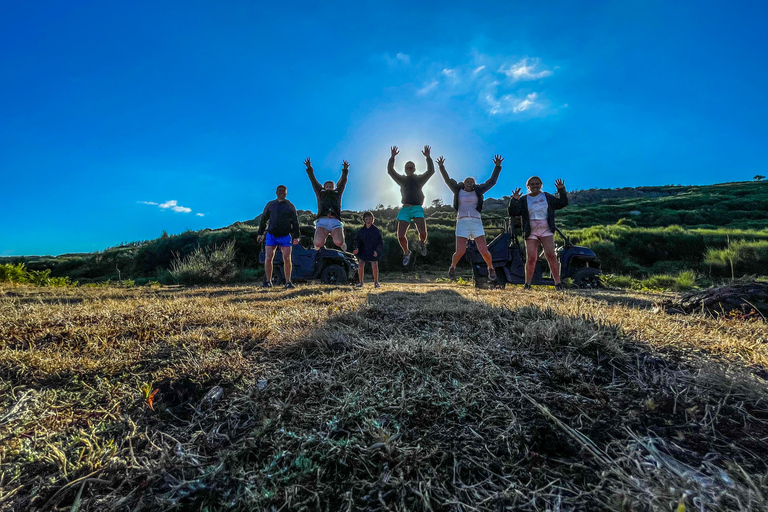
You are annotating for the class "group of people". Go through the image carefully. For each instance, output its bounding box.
[256,146,568,290]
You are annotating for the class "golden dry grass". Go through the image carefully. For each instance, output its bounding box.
[1,283,767,511]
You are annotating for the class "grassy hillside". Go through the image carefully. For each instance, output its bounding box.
[2,180,767,283]
[1,284,766,510]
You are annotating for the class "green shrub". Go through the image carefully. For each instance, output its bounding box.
[169,240,238,285]
[0,263,77,287]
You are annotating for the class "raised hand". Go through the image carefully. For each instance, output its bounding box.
[512,187,522,200]
[555,179,565,189]
[436,156,446,167]
[342,160,350,171]
[422,145,431,158]
[390,146,399,158]
[304,157,312,170]
[493,154,504,166]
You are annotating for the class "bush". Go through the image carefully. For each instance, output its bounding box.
[169,240,238,285]
[0,263,77,287]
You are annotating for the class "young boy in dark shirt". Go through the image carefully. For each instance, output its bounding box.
[352,211,384,288]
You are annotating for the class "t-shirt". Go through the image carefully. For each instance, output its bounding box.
[457,189,481,219]
[527,193,548,220]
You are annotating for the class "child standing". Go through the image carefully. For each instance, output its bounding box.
[352,212,384,288]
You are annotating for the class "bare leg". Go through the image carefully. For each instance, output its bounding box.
[397,220,410,254]
[414,217,428,244]
[281,245,293,283]
[525,239,539,285]
[451,236,469,269]
[358,261,366,284]
[474,236,494,273]
[330,227,346,251]
[314,227,329,249]
[264,245,276,283]
[372,261,379,284]
[540,236,561,284]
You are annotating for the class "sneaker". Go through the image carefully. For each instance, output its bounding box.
[554,283,564,291]
[356,282,363,288]
[488,268,497,281]
[374,282,381,288]
[284,282,295,289]
[263,281,273,288]
[448,267,457,280]
[420,243,428,257]
[403,251,412,266]
[523,283,531,290]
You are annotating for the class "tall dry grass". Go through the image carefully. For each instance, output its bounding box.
[1,283,766,511]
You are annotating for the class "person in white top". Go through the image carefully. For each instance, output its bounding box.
[437,154,504,281]
[508,176,569,290]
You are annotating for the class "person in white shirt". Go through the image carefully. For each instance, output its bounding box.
[508,176,569,290]
[437,154,504,281]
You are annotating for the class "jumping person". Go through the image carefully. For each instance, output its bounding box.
[508,176,568,290]
[388,145,435,265]
[305,157,349,251]
[256,184,301,289]
[352,211,384,288]
[437,154,504,282]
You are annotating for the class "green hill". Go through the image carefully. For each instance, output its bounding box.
[3,180,767,284]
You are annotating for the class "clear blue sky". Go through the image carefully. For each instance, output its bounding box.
[2,1,767,255]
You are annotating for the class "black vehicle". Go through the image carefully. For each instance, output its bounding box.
[258,226,358,285]
[464,217,601,289]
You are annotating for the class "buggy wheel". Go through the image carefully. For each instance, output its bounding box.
[271,267,285,286]
[572,267,602,289]
[320,265,346,285]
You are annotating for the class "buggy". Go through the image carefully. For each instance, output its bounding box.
[258,226,358,285]
[464,217,601,289]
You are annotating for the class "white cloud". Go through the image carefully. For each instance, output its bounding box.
[442,68,456,77]
[417,80,439,96]
[384,52,411,67]
[140,199,194,213]
[196,213,205,217]
[472,65,486,75]
[396,52,410,64]
[498,58,552,81]
[485,92,544,116]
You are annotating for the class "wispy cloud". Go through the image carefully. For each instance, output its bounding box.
[472,65,486,75]
[417,80,439,96]
[498,58,552,81]
[196,213,205,217]
[138,199,194,214]
[485,92,545,116]
[384,52,411,67]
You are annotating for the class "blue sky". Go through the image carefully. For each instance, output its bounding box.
[2,1,767,255]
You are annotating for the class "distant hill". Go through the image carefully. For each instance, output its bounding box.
[3,180,767,282]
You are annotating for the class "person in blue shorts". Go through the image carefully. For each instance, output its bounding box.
[256,185,301,289]
[352,211,384,288]
[388,145,435,265]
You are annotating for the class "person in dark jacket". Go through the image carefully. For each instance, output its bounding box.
[304,157,349,251]
[437,154,504,282]
[388,145,435,265]
[508,176,568,290]
[352,211,384,288]
[257,185,301,289]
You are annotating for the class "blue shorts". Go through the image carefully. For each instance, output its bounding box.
[265,233,293,247]
[397,205,425,223]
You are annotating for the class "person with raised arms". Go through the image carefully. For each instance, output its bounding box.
[304,157,349,251]
[256,184,301,289]
[508,176,569,290]
[437,154,504,282]
[388,145,435,265]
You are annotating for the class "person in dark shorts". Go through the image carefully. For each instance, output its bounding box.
[305,157,349,251]
[352,211,384,288]
[257,185,301,289]
[508,176,568,290]
[388,145,435,265]
[437,154,504,282]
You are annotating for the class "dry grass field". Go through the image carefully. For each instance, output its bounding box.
[1,282,767,511]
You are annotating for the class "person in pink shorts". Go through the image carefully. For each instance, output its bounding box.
[508,176,568,290]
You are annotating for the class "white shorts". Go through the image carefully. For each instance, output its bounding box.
[315,217,343,232]
[456,217,485,240]
[528,219,554,240]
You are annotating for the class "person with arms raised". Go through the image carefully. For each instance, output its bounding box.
[305,157,349,251]
[387,145,435,265]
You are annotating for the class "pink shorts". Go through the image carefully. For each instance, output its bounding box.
[528,219,554,240]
